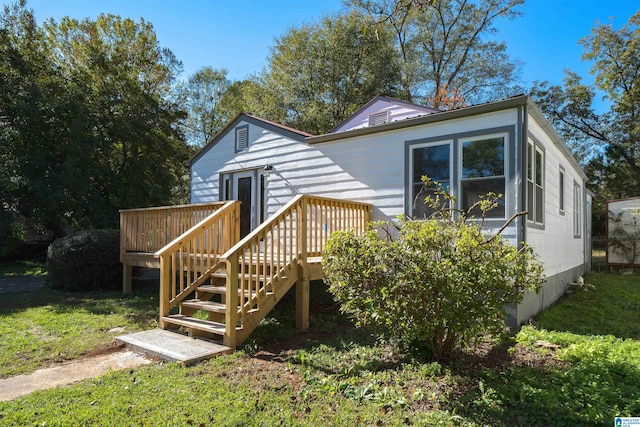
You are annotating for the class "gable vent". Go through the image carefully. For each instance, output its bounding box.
[235,126,249,152]
[368,110,389,127]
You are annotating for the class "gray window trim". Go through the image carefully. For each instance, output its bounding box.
[235,125,249,152]
[404,125,515,227]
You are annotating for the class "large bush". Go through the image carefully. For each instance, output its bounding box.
[47,229,120,292]
[322,183,544,362]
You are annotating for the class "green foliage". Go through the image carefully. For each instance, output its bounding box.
[0,3,191,243]
[323,181,543,361]
[254,10,403,134]
[350,0,524,105]
[175,66,232,146]
[531,12,640,237]
[46,229,120,292]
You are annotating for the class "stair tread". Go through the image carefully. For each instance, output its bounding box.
[197,285,265,296]
[162,315,229,335]
[181,299,227,313]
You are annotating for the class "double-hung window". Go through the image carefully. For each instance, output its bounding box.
[527,140,544,224]
[460,134,506,218]
[410,142,451,219]
[573,181,581,237]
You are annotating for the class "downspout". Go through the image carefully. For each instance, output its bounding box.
[518,103,528,250]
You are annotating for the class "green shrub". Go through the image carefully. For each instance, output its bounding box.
[46,229,120,291]
[322,180,544,362]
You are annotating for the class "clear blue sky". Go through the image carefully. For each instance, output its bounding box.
[11,0,640,97]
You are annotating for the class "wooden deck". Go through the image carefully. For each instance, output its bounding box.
[120,195,371,350]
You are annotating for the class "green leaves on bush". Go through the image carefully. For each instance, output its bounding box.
[46,229,120,292]
[322,181,544,362]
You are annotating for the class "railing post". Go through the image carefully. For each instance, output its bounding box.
[159,254,171,328]
[224,254,239,349]
[296,197,309,331]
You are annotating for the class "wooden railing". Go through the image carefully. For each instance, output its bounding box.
[221,195,371,346]
[156,201,240,318]
[120,202,226,255]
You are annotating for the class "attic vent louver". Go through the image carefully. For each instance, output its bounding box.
[235,126,248,152]
[368,110,389,127]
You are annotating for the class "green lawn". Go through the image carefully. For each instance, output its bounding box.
[0,272,639,426]
[0,260,46,277]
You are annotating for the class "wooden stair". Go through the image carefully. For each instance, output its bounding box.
[152,194,372,351]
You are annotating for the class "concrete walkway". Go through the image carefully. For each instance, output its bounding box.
[0,350,152,401]
[0,275,46,293]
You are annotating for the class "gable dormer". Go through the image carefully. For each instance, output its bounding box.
[330,95,440,133]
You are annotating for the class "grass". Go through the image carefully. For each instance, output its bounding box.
[0,260,46,277]
[0,272,639,426]
[0,280,158,378]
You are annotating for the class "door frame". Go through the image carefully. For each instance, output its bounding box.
[230,169,266,235]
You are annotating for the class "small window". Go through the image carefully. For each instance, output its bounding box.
[368,111,389,127]
[573,181,581,237]
[235,126,248,152]
[526,139,544,224]
[559,167,565,214]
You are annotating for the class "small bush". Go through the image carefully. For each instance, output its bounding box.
[322,180,544,362]
[46,229,120,291]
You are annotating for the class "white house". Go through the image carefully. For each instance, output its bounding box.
[190,94,592,326]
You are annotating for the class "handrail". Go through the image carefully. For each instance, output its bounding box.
[221,195,371,347]
[120,201,226,255]
[157,201,240,319]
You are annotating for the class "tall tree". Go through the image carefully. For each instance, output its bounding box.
[0,2,190,249]
[531,12,640,237]
[350,0,524,106]
[259,11,403,134]
[175,66,231,146]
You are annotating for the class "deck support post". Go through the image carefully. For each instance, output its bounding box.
[122,264,133,295]
[159,255,171,329]
[296,265,310,331]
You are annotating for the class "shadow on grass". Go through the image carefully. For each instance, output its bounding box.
[0,278,159,323]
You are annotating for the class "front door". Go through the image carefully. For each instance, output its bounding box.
[233,170,266,238]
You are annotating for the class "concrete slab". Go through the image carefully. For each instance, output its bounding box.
[0,350,151,401]
[116,329,233,365]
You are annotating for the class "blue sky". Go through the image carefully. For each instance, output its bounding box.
[12,0,640,99]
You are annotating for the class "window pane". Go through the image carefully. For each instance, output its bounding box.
[412,183,450,219]
[535,184,543,222]
[461,178,505,218]
[559,171,564,211]
[527,142,533,180]
[535,148,543,185]
[412,145,450,183]
[527,181,534,221]
[462,137,504,179]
